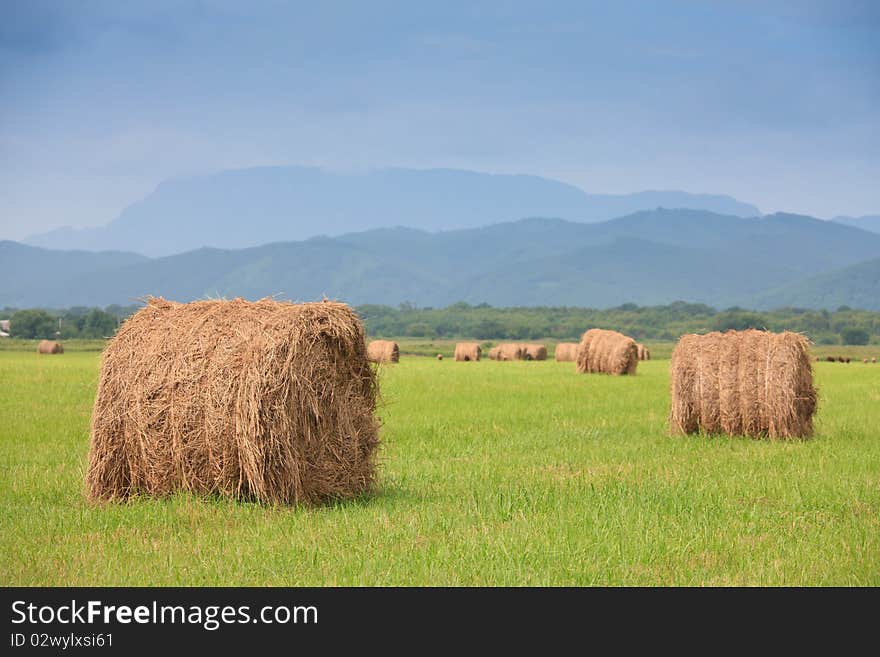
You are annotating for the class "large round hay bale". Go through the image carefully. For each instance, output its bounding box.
[488,346,501,360]
[86,297,379,505]
[496,343,524,361]
[521,343,547,360]
[554,342,578,362]
[576,329,638,375]
[669,329,816,439]
[367,340,399,363]
[37,340,63,354]
[454,342,481,361]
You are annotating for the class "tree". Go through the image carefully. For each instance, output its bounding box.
[82,309,118,338]
[10,309,57,339]
[840,328,869,345]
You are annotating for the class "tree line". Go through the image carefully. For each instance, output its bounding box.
[2,301,877,345]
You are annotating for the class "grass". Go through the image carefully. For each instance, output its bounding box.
[1,350,878,585]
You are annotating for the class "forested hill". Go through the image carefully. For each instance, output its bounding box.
[4,208,880,311]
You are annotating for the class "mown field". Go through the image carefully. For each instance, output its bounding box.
[1,347,879,585]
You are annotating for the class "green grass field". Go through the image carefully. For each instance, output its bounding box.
[1,350,879,585]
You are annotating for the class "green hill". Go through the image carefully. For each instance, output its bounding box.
[4,209,880,310]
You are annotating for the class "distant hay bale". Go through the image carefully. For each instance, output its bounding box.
[636,343,651,360]
[554,342,578,362]
[497,343,524,361]
[669,329,817,439]
[837,356,846,363]
[864,358,869,364]
[576,329,638,375]
[367,340,399,363]
[521,343,547,360]
[437,353,443,360]
[37,340,63,354]
[488,346,501,360]
[454,342,482,361]
[873,357,877,364]
[86,297,379,505]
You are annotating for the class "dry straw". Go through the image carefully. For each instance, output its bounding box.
[454,342,481,361]
[496,343,524,361]
[367,340,399,363]
[487,346,501,360]
[669,329,817,439]
[521,343,547,360]
[37,340,64,354]
[86,297,379,505]
[636,343,651,361]
[576,329,638,375]
[554,342,578,362]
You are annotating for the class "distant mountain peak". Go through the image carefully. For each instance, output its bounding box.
[23,166,761,257]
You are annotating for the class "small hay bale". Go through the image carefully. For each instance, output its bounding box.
[454,342,482,361]
[437,353,443,360]
[864,358,869,364]
[576,329,638,375]
[872,357,877,364]
[367,340,399,363]
[636,343,651,360]
[521,343,547,361]
[86,297,379,505]
[497,343,524,361]
[669,329,816,439]
[488,346,501,360]
[37,340,63,354]
[554,343,578,362]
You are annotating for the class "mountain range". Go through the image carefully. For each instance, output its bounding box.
[5,208,880,310]
[23,166,762,257]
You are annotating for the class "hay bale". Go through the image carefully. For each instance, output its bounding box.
[521,343,547,361]
[367,340,399,363]
[86,297,379,505]
[496,343,524,361]
[826,356,835,362]
[488,346,501,360]
[437,353,443,360]
[576,329,638,375]
[636,343,651,360]
[872,357,877,364]
[554,342,578,362]
[864,358,869,364]
[37,340,63,354]
[669,329,816,439]
[454,342,482,361]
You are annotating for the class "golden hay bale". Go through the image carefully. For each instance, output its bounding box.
[437,353,443,360]
[454,342,482,361]
[576,329,638,375]
[496,343,524,361]
[488,346,501,360]
[367,340,399,363]
[636,343,651,360]
[873,357,877,364]
[37,340,64,354]
[86,297,379,505]
[554,342,578,362]
[521,343,547,360]
[864,358,869,364]
[669,329,816,439]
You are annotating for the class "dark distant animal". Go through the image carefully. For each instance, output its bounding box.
[844,357,851,363]
[826,356,836,362]
[437,354,443,360]
[837,356,846,363]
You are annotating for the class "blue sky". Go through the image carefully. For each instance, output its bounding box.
[1,0,878,240]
